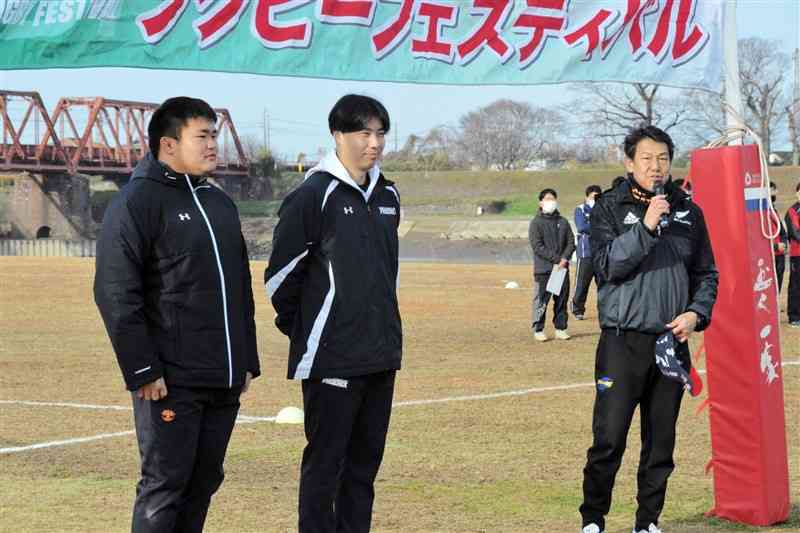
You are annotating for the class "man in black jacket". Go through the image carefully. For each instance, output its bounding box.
[265,94,401,533]
[529,188,576,341]
[579,126,718,533]
[94,97,260,533]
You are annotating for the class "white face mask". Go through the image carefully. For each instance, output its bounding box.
[541,200,557,214]
[586,198,596,208]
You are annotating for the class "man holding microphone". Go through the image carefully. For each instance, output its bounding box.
[579,126,718,533]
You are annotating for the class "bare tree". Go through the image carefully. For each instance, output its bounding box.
[738,37,791,155]
[679,89,727,147]
[569,82,690,141]
[457,99,561,170]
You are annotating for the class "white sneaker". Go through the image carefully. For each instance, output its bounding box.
[582,524,603,533]
[534,331,548,342]
[555,329,571,340]
[632,524,662,533]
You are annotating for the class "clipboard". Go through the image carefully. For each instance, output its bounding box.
[546,264,567,295]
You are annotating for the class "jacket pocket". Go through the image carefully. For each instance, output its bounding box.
[173,291,228,369]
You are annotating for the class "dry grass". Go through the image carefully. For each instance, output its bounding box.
[0,257,797,532]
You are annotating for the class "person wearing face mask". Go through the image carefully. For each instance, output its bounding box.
[572,185,602,320]
[579,126,718,533]
[786,181,800,327]
[529,188,576,341]
[265,94,401,532]
[769,182,788,293]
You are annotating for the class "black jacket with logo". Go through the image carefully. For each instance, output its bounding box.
[528,210,576,275]
[94,154,260,391]
[265,153,402,380]
[591,177,718,334]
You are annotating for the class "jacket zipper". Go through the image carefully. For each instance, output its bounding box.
[185,176,234,388]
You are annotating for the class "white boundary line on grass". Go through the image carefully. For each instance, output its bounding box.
[2,360,798,455]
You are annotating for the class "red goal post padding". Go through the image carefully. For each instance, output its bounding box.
[690,144,790,526]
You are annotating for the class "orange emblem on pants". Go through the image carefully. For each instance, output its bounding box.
[161,409,176,422]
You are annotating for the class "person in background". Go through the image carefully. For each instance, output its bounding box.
[572,185,602,320]
[770,182,788,293]
[786,181,800,327]
[529,188,576,341]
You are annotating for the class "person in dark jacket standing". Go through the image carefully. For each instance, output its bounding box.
[572,185,602,320]
[94,97,260,533]
[786,181,800,327]
[529,188,576,341]
[265,94,401,533]
[579,126,718,533]
[769,182,788,292]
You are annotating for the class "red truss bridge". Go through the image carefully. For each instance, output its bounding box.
[0,90,249,178]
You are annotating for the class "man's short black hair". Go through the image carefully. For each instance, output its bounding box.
[769,181,777,190]
[796,181,800,192]
[539,188,557,200]
[148,97,217,157]
[623,125,675,162]
[328,94,390,134]
[585,185,602,197]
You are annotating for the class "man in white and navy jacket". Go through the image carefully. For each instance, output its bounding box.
[572,184,602,320]
[265,94,401,533]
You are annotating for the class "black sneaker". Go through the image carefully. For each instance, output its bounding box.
[790,321,800,328]
[574,314,585,320]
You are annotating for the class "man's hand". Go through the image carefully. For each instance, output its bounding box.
[241,372,253,394]
[666,312,698,343]
[643,195,670,231]
[136,377,167,401]
[558,258,569,269]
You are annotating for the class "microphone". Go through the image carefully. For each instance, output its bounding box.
[653,179,669,229]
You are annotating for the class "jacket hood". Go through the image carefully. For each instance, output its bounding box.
[131,153,206,188]
[305,151,382,202]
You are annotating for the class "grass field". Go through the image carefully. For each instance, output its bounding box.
[0,258,798,532]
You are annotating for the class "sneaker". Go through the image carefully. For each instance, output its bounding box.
[574,313,585,320]
[534,331,548,342]
[789,321,800,328]
[555,329,571,340]
[632,524,662,533]
[582,524,603,533]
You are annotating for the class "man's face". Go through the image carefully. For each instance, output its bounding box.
[624,137,671,192]
[539,193,557,212]
[335,117,386,176]
[160,117,218,176]
[586,191,599,202]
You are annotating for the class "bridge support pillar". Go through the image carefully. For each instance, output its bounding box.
[9,173,91,239]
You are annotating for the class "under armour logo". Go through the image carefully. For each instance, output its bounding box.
[343,206,354,215]
[178,213,191,221]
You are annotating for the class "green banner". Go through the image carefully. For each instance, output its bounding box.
[0,0,726,90]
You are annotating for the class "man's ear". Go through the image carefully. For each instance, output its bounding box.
[159,137,176,157]
[623,157,635,174]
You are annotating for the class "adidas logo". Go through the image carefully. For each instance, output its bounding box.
[623,212,640,225]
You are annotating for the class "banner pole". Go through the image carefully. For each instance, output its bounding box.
[723,0,743,145]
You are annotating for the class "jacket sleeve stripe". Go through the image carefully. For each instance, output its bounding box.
[386,185,400,205]
[293,260,336,380]
[322,180,339,212]
[266,249,309,299]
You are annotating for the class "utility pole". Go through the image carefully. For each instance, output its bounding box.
[262,108,271,155]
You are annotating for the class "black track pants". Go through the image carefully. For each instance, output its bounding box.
[299,370,396,533]
[580,330,686,532]
[572,257,596,316]
[788,257,800,321]
[532,272,570,331]
[131,386,241,533]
